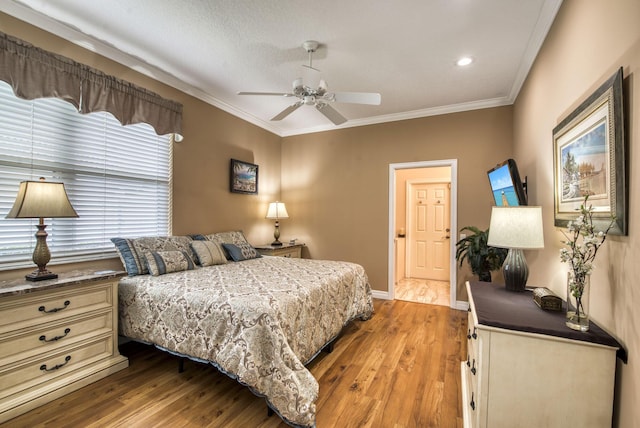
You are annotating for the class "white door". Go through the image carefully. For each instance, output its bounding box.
[408,182,451,280]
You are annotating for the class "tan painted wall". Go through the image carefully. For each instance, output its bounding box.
[0,13,282,281]
[281,108,514,294]
[513,1,640,426]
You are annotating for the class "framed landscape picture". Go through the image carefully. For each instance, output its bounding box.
[552,68,626,235]
[230,159,258,194]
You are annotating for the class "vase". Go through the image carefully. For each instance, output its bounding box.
[566,271,590,332]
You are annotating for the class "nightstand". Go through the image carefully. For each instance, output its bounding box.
[254,243,304,258]
[0,270,129,423]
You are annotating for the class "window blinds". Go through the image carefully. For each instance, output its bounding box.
[0,81,171,268]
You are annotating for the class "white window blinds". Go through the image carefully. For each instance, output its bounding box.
[0,81,171,268]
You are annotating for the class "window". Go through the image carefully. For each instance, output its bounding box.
[0,81,172,269]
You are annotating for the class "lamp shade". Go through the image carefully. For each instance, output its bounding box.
[6,179,78,219]
[265,202,289,220]
[487,206,544,249]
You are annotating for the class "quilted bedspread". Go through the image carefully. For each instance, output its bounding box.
[118,256,373,427]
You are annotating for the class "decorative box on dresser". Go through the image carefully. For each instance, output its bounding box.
[462,281,624,428]
[0,271,129,423]
[254,243,304,258]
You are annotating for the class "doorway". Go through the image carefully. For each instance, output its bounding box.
[388,160,458,307]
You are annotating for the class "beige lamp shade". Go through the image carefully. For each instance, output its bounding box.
[6,179,78,219]
[265,202,289,220]
[487,206,544,249]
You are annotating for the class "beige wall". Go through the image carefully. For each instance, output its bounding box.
[0,13,282,281]
[281,107,514,294]
[513,1,640,426]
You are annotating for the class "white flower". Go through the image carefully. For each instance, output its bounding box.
[560,196,615,300]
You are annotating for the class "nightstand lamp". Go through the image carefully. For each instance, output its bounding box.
[266,201,289,246]
[487,206,544,292]
[5,177,78,281]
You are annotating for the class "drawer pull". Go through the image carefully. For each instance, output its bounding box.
[470,392,475,410]
[467,328,471,340]
[466,354,470,367]
[39,328,71,343]
[472,327,477,339]
[471,359,476,375]
[40,355,71,372]
[39,300,70,313]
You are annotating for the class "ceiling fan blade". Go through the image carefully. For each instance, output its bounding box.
[316,103,347,125]
[302,64,321,72]
[271,102,303,121]
[237,91,294,97]
[332,91,381,105]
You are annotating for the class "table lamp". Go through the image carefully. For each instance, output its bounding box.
[5,177,78,281]
[266,201,289,246]
[487,206,544,291]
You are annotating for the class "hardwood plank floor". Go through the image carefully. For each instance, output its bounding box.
[3,299,467,428]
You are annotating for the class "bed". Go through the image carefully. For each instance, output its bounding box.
[112,232,373,428]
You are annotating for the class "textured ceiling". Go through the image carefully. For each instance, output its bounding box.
[1,0,562,136]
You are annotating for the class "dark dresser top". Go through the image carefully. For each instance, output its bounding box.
[468,281,626,362]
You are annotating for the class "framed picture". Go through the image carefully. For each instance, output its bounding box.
[553,68,627,235]
[230,159,258,194]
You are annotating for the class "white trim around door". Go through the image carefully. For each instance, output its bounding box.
[386,159,466,310]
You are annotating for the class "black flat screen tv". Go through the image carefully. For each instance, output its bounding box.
[487,159,528,206]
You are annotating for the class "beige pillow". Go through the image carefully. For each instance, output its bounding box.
[191,240,228,266]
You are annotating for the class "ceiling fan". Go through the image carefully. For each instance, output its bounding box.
[238,41,381,125]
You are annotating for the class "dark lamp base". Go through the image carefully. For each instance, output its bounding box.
[25,270,58,282]
[271,241,283,246]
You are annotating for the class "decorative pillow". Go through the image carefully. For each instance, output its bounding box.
[190,241,228,266]
[111,235,195,275]
[222,243,261,262]
[143,250,195,276]
[111,238,144,276]
[205,230,250,246]
[204,231,252,260]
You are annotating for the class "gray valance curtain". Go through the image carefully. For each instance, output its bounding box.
[0,31,182,136]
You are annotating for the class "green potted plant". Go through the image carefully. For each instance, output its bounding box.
[455,226,508,282]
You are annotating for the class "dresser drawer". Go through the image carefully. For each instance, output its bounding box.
[0,283,113,334]
[0,335,114,399]
[0,310,112,366]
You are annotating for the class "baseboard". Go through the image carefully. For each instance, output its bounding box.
[371,290,391,300]
[372,289,470,312]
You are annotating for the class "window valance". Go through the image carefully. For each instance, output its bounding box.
[0,31,182,136]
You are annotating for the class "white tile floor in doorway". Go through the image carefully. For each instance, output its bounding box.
[395,278,450,306]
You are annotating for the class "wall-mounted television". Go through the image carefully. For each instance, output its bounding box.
[487,159,528,206]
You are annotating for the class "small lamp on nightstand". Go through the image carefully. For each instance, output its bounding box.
[487,206,544,292]
[5,177,79,281]
[266,201,289,246]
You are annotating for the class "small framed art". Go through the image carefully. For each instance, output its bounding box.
[230,159,258,194]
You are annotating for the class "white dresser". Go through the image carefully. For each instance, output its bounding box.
[0,271,129,423]
[462,281,623,428]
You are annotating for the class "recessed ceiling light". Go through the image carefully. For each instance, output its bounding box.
[456,57,473,67]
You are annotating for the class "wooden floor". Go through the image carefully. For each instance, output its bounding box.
[3,299,467,428]
[395,278,450,306]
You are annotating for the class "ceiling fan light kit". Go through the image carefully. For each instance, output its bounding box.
[238,40,381,125]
